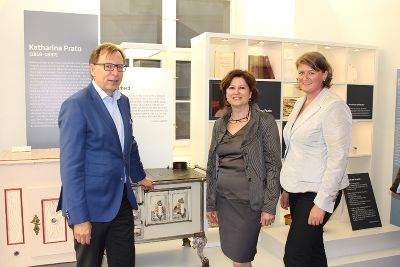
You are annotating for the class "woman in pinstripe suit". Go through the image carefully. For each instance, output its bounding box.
[206,69,282,267]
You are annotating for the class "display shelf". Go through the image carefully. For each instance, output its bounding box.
[347,156,372,174]
[316,45,347,84]
[347,48,375,84]
[190,33,377,228]
[209,37,247,79]
[283,42,318,82]
[349,121,373,157]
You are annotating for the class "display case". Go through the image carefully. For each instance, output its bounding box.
[190,32,377,225]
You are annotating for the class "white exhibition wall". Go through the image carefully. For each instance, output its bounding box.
[0,0,399,225]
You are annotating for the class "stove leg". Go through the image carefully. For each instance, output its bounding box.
[192,232,209,267]
[182,237,191,247]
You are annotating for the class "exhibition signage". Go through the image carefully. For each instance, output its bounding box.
[344,173,382,230]
[346,84,374,119]
[24,11,98,148]
[256,80,281,119]
[119,67,173,168]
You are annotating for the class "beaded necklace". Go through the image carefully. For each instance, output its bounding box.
[228,107,250,123]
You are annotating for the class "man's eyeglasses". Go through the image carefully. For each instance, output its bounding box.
[94,63,127,72]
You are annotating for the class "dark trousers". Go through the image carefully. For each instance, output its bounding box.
[74,185,135,267]
[283,191,342,267]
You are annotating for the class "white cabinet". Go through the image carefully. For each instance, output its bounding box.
[0,150,209,266]
[0,149,75,267]
[190,32,377,224]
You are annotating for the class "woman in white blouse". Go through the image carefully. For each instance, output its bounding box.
[280,51,352,267]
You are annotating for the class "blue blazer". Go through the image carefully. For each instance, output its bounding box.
[57,83,146,225]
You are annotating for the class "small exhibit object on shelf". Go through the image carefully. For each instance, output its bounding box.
[214,51,235,78]
[347,64,358,83]
[282,96,300,119]
[248,55,275,79]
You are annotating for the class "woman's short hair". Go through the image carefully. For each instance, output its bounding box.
[296,51,333,88]
[220,69,259,106]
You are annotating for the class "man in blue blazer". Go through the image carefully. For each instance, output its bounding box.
[57,43,153,267]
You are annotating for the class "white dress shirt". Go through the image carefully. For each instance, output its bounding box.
[280,88,352,213]
[92,81,124,152]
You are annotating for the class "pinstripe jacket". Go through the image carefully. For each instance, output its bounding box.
[206,104,282,214]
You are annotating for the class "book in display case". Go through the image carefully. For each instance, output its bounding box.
[191,32,377,226]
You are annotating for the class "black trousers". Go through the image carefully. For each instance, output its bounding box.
[74,185,135,267]
[283,191,342,267]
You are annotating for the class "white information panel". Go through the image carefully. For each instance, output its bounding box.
[121,67,173,168]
